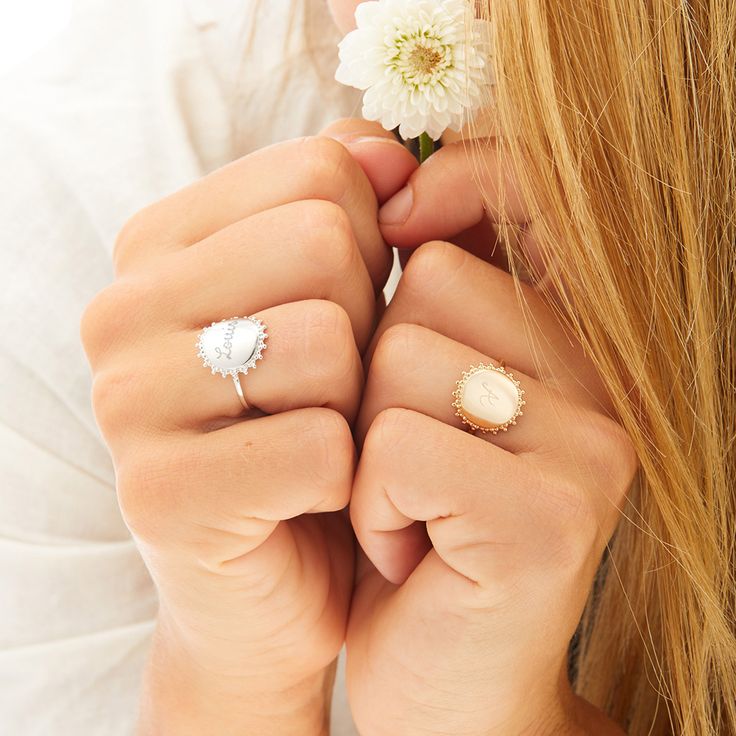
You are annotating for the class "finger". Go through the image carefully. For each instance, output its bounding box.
[320,118,419,204]
[329,0,362,33]
[351,407,523,586]
[354,545,382,588]
[396,218,502,272]
[173,200,374,345]
[113,135,404,289]
[117,407,356,568]
[356,322,566,455]
[351,407,618,589]
[377,138,529,249]
[365,241,612,414]
[97,300,363,433]
[107,200,377,354]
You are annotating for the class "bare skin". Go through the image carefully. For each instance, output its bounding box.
[331,112,634,736]
[82,12,634,724]
[81,122,417,734]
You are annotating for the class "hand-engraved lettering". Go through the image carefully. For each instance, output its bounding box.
[214,320,238,361]
[479,380,500,408]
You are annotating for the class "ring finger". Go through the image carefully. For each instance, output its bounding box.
[98,199,378,368]
[366,241,611,415]
[356,321,589,457]
[105,299,363,433]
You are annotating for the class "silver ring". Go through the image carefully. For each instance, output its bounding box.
[232,373,250,411]
[196,316,268,410]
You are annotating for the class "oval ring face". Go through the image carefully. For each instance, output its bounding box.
[197,317,268,378]
[452,363,525,433]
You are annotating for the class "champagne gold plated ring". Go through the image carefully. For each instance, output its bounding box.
[452,360,526,434]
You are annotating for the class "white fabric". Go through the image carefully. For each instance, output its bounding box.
[0,0,379,732]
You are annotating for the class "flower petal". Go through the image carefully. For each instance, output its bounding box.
[334,0,494,140]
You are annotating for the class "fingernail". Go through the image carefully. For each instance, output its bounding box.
[379,185,413,226]
[331,134,403,147]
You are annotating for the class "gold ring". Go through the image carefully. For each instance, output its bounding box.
[451,360,526,434]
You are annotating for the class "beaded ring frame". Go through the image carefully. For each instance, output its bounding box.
[451,361,526,434]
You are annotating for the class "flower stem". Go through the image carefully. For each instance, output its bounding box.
[418,132,434,163]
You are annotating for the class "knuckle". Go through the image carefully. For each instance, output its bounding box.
[299,135,354,195]
[296,199,357,275]
[80,285,118,362]
[370,322,428,381]
[580,412,640,503]
[90,369,139,439]
[112,207,157,273]
[364,406,413,460]
[399,240,467,301]
[300,300,355,379]
[80,279,147,363]
[301,408,354,493]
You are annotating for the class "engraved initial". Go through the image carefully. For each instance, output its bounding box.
[479,380,500,407]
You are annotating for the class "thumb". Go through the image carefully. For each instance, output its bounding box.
[377,138,530,249]
[319,118,419,204]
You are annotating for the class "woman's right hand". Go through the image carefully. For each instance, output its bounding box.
[80,126,416,734]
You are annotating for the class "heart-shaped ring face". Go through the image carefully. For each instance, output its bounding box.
[452,363,526,433]
[196,317,268,378]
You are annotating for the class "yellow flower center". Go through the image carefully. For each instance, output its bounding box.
[390,32,452,88]
[408,45,443,75]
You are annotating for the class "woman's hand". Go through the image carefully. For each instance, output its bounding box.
[80,125,415,734]
[345,141,637,735]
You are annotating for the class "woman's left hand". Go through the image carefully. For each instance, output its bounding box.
[344,143,638,734]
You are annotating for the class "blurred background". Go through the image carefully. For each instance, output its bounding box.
[0,0,72,74]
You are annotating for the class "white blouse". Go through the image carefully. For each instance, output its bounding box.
[0,1,374,732]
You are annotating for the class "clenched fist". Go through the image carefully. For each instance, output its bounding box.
[81,121,416,735]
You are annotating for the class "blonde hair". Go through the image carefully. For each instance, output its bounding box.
[286,0,733,729]
[481,2,735,733]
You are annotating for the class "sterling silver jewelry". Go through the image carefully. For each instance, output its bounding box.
[232,374,251,411]
[196,316,268,410]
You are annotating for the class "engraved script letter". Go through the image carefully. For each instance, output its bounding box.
[479,380,500,408]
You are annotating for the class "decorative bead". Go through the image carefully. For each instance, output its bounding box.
[452,362,525,434]
[197,317,267,378]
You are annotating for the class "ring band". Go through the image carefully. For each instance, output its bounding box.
[452,360,525,434]
[232,373,250,411]
[196,316,268,411]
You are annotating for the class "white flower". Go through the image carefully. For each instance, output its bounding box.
[335,0,492,141]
